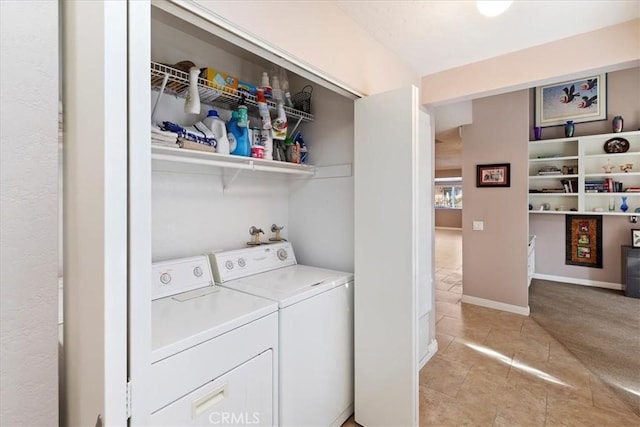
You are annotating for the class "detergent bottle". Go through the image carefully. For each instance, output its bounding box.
[202,109,230,155]
[227,111,250,157]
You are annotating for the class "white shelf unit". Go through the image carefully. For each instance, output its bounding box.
[529,130,640,215]
[528,138,579,213]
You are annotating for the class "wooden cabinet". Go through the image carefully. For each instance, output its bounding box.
[529,130,640,215]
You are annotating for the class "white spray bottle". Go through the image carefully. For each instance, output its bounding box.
[184,67,201,114]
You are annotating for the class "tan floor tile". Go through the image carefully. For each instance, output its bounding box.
[493,405,546,427]
[440,338,512,378]
[436,315,492,342]
[521,318,553,340]
[419,355,471,397]
[508,357,593,404]
[546,393,640,426]
[436,301,464,319]
[432,229,639,425]
[436,332,455,355]
[485,329,550,363]
[419,385,497,426]
[436,289,462,304]
[448,284,463,294]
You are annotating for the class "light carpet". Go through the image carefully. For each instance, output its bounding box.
[529,279,640,416]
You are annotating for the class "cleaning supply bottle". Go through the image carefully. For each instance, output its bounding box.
[227,111,250,157]
[257,89,272,130]
[202,109,230,155]
[271,101,288,141]
[272,75,282,102]
[184,66,201,114]
[237,95,248,128]
[261,72,272,99]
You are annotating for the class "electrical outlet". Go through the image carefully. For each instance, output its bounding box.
[630,216,638,223]
[473,221,484,231]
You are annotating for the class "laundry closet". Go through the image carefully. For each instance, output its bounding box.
[62,1,435,426]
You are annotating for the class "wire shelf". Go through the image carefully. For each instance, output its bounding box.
[151,61,314,123]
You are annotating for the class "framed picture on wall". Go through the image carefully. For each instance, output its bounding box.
[476,163,510,188]
[632,229,640,248]
[566,215,603,268]
[535,73,607,127]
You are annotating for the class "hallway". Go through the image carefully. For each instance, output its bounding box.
[418,228,640,425]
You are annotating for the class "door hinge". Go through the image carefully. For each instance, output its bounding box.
[126,379,132,419]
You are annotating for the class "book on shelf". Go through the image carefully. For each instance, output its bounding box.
[560,178,578,193]
[625,187,640,192]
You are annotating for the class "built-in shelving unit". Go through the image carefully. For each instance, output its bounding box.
[529,130,640,215]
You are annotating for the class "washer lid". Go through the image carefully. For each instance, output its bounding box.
[221,265,354,308]
[151,286,278,362]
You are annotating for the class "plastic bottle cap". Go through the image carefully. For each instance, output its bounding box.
[207,109,219,118]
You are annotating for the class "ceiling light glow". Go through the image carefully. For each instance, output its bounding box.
[476,1,513,17]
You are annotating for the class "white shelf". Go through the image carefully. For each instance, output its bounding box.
[529,155,579,162]
[151,61,314,123]
[528,130,640,216]
[151,145,315,175]
[529,193,577,196]
[529,174,578,180]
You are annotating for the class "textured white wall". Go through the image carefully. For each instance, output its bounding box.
[0,1,59,425]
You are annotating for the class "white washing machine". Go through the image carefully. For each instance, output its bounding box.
[209,242,354,427]
[151,256,279,426]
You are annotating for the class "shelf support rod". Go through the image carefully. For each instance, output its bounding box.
[151,73,169,125]
[222,168,242,191]
[288,116,303,138]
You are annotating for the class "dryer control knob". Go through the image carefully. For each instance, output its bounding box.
[160,272,171,285]
[277,248,288,261]
[225,260,234,270]
[237,258,246,268]
[193,266,203,277]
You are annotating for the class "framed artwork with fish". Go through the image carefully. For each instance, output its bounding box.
[535,73,607,127]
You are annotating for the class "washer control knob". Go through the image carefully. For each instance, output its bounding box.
[237,258,246,268]
[225,260,234,270]
[160,272,171,285]
[277,248,288,261]
[193,266,203,277]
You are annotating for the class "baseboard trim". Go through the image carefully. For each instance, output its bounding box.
[461,295,530,316]
[419,339,438,370]
[435,226,462,230]
[532,274,622,291]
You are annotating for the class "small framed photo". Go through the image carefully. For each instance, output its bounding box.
[578,234,590,245]
[476,163,510,188]
[535,73,607,127]
[632,229,640,248]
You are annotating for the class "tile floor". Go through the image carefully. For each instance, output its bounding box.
[344,228,640,426]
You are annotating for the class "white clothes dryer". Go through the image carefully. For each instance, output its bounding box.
[150,256,279,426]
[209,242,354,427]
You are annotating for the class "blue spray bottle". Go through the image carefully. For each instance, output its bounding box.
[227,110,251,157]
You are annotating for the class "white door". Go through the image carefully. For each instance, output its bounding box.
[62,1,129,425]
[354,86,431,426]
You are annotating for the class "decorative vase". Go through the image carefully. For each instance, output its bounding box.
[533,127,542,140]
[612,116,623,133]
[620,196,629,213]
[564,121,575,138]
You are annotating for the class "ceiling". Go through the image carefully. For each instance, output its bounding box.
[334,1,640,171]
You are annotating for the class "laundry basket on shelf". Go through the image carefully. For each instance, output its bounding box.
[291,85,313,113]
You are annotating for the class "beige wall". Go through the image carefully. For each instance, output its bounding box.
[529,67,640,140]
[530,215,632,285]
[422,19,640,106]
[435,168,462,178]
[193,0,419,95]
[462,90,529,309]
[435,209,462,229]
[529,67,640,284]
